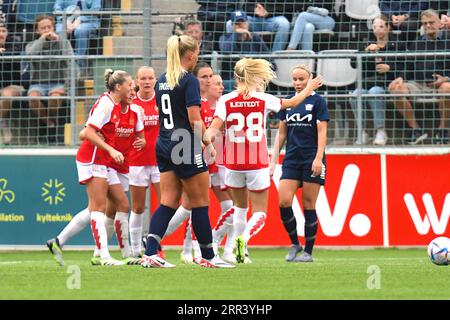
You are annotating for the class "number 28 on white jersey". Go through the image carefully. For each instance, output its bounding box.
[214,91,281,171]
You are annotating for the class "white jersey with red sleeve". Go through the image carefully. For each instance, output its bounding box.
[109,104,145,173]
[129,93,159,166]
[201,98,218,174]
[76,93,121,166]
[214,91,281,171]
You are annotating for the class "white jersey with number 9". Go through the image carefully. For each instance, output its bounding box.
[214,91,281,171]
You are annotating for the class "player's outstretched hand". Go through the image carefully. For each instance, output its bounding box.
[307,75,323,91]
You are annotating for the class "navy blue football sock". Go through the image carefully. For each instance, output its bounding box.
[191,206,214,260]
[304,209,318,255]
[280,207,299,246]
[145,205,176,256]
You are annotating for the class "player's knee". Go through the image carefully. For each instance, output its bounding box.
[302,197,316,209]
[132,205,145,214]
[116,199,130,213]
[279,196,294,208]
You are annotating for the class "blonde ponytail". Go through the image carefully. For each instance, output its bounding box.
[166,35,198,89]
[104,69,130,92]
[234,58,276,99]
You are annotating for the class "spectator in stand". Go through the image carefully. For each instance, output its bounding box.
[15,0,56,41]
[226,1,298,51]
[184,20,212,56]
[219,10,270,91]
[350,15,402,146]
[286,1,336,51]
[0,18,24,145]
[54,0,101,73]
[196,0,241,51]
[26,15,75,136]
[388,9,450,144]
[380,0,428,42]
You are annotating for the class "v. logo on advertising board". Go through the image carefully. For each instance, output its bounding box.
[404,193,450,235]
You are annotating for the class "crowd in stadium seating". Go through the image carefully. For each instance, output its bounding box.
[0,1,449,145]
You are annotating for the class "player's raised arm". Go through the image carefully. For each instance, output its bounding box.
[280,75,323,110]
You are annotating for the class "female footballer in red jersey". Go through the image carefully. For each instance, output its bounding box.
[207,58,322,263]
[207,73,237,262]
[47,81,145,266]
[74,69,132,266]
[100,86,145,264]
[127,66,162,257]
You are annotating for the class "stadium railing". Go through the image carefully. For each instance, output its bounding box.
[0,0,449,149]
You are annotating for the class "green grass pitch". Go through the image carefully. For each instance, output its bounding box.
[1,248,449,300]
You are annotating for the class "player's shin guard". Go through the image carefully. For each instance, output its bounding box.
[191,206,214,260]
[144,205,176,256]
[212,206,235,244]
[232,207,248,238]
[115,211,132,258]
[129,211,144,256]
[57,208,90,246]
[280,207,300,246]
[90,211,110,259]
[304,210,318,255]
[243,211,266,243]
[165,206,192,236]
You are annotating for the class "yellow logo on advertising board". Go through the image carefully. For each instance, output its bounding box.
[0,178,15,203]
[41,179,66,205]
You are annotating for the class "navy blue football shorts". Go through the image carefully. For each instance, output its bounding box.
[280,151,326,185]
[156,139,208,180]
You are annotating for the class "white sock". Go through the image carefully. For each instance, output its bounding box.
[223,230,236,256]
[114,211,131,258]
[243,211,267,243]
[191,225,202,260]
[94,216,115,257]
[57,208,90,246]
[212,206,234,245]
[129,211,144,256]
[105,216,115,240]
[181,219,193,256]
[141,195,151,238]
[192,239,202,260]
[90,211,110,259]
[165,206,192,236]
[232,207,248,238]
[220,200,233,214]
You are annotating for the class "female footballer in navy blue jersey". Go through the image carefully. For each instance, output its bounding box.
[141,35,234,268]
[270,65,330,263]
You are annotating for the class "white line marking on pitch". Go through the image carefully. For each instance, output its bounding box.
[0,260,55,265]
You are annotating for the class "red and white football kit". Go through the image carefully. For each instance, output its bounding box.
[214,91,281,191]
[129,93,160,187]
[107,103,144,191]
[76,93,121,184]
